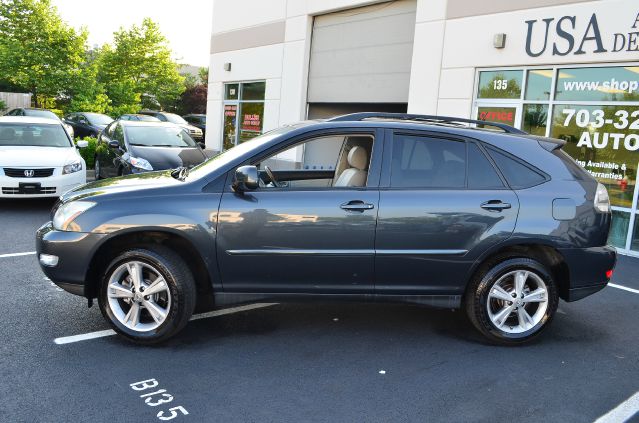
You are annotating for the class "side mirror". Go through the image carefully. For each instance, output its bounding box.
[76,140,89,148]
[233,165,259,192]
[108,140,120,149]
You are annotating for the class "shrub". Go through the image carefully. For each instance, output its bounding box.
[75,136,97,169]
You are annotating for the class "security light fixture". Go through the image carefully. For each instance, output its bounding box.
[493,33,506,49]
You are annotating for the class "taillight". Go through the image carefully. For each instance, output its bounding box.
[605,269,613,279]
[594,183,610,213]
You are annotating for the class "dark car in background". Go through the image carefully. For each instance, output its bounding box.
[63,112,114,138]
[183,113,206,137]
[93,120,206,179]
[139,110,204,144]
[36,113,615,345]
[118,114,161,122]
[6,107,75,138]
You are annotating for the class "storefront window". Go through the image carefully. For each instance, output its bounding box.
[222,81,265,149]
[477,70,523,99]
[474,63,639,255]
[609,210,630,248]
[522,104,548,136]
[555,66,639,102]
[524,69,552,101]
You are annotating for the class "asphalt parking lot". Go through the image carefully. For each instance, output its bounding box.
[1,199,638,423]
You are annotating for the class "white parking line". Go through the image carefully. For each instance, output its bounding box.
[0,251,36,259]
[609,283,639,295]
[593,391,639,423]
[54,302,278,345]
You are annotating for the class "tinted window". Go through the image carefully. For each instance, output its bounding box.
[85,113,113,125]
[113,124,125,146]
[468,143,504,189]
[161,113,187,125]
[391,135,466,188]
[487,148,546,189]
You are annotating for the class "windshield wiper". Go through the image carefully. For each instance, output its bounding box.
[170,166,190,181]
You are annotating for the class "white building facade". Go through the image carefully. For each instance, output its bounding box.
[206,0,639,254]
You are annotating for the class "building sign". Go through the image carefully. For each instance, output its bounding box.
[525,11,639,57]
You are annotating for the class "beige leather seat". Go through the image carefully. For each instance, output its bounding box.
[334,146,368,187]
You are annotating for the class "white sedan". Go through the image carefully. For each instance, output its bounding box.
[0,116,87,198]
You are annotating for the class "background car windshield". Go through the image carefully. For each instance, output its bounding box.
[0,123,71,147]
[162,113,188,125]
[125,126,197,147]
[86,113,113,125]
[26,109,59,120]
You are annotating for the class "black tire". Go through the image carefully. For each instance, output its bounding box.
[465,257,558,345]
[98,246,196,344]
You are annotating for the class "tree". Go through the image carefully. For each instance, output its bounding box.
[66,49,111,113]
[98,18,185,113]
[0,0,87,107]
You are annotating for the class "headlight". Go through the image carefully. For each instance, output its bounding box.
[62,160,82,174]
[128,156,153,171]
[594,183,610,213]
[53,201,95,231]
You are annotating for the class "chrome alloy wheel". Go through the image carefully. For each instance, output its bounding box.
[106,261,171,332]
[486,270,548,334]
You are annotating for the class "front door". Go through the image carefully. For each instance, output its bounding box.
[216,130,382,293]
[375,131,520,295]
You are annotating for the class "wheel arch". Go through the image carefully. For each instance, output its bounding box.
[85,229,215,311]
[464,241,570,301]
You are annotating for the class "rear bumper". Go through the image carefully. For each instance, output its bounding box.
[559,245,617,302]
[36,221,106,297]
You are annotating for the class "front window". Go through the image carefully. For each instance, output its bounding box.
[125,126,197,148]
[0,123,71,147]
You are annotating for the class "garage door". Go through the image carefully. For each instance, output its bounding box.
[308,0,417,104]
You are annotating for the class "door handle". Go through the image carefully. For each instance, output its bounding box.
[480,200,511,211]
[341,200,375,212]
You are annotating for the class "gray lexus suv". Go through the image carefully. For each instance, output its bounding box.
[36,113,616,345]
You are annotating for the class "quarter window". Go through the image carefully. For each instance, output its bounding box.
[487,148,546,189]
[390,135,466,189]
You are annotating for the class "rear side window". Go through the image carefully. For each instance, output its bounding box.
[487,148,547,189]
[468,143,504,189]
[391,135,466,188]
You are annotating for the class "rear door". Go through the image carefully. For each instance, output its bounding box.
[374,130,519,295]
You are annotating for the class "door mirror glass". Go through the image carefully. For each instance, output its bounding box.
[108,140,120,149]
[233,165,258,192]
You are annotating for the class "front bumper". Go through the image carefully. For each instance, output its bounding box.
[559,245,617,302]
[0,171,85,198]
[36,222,107,297]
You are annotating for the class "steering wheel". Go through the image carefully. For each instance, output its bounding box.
[264,166,281,188]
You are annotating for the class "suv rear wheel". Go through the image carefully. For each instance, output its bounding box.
[98,246,196,344]
[465,257,558,345]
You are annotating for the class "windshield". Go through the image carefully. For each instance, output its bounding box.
[0,123,71,147]
[136,115,160,122]
[162,113,188,125]
[25,109,59,120]
[188,125,303,180]
[86,113,113,125]
[125,125,197,147]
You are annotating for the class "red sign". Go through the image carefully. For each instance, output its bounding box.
[241,113,261,131]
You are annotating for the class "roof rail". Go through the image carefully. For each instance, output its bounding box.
[327,112,527,135]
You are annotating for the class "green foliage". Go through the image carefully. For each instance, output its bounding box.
[198,67,209,86]
[98,18,185,113]
[0,99,6,112]
[75,136,96,169]
[0,0,87,107]
[66,49,111,114]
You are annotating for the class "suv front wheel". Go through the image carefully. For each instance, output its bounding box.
[98,246,196,344]
[465,257,558,345]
